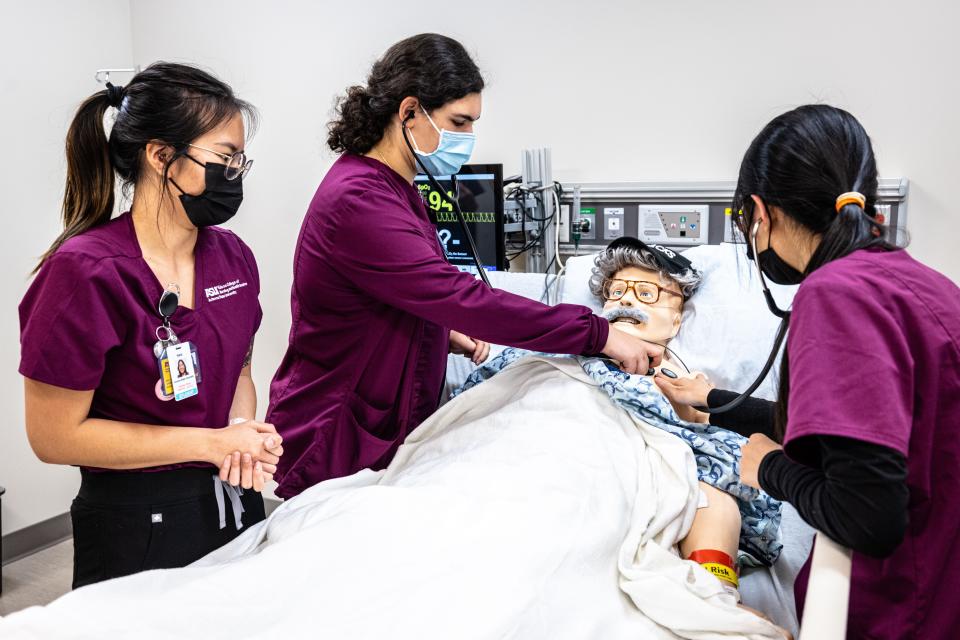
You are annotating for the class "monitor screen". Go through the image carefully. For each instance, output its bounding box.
[414,164,505,274]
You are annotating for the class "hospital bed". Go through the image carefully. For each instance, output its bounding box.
[444,242,852,639]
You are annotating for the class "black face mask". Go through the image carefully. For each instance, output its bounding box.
[170,155,243,228]
[746,224,805,286]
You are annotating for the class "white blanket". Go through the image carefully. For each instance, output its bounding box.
[0,357,782,639]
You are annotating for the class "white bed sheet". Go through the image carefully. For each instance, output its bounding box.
[0,357,785,640]
[0,246,811,638]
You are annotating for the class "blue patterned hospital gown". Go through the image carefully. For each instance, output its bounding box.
[455,348,783,567]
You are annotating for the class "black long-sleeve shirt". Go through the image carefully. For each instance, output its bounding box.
[706,390,909,558]
[706,389,776,438]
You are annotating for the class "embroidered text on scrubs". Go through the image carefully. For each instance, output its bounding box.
[204,279,248,302]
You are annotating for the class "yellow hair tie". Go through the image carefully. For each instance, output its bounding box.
[835,191,866,213]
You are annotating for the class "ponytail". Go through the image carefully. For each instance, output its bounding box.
[327,85,386,155]
[35,91,115,272]
[806,193,889,274]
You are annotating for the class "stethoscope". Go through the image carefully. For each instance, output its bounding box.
[694,218,791,414]
[400,112,492,287]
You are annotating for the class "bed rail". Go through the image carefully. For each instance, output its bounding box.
[797,532,852,639]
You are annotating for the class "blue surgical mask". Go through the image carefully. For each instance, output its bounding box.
[409,106,475,177]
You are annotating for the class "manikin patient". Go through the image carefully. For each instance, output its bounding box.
[582,238,788,635]
[457,237,787,635]
[588,238,745,598]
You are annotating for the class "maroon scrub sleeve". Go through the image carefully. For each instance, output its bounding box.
[19,252,125,391]
[326,198,609,356]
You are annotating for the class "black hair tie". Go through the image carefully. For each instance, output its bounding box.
[105,82,125,109]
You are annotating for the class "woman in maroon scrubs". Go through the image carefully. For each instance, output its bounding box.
[20,63,282,588]
[268,34,662,498]
[659,105,960,638]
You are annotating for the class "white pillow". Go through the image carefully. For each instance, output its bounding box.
[558,253,604,312]
[559,243,798,400]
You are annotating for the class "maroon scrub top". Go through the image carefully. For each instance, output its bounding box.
[784,248,960,638]
[267,154,609,498]
[19,212,262,472]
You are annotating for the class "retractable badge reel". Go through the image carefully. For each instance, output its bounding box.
[153,285,202,402]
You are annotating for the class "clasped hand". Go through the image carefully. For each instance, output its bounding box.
[213,420,284,492]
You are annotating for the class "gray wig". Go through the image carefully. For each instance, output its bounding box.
[588,246,702,300]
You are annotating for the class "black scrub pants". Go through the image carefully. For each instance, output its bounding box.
[70,467,266,589]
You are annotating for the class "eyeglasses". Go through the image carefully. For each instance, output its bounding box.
[602,279,683,304]
[183,143,253,181]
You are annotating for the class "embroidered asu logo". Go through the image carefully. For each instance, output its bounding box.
[205,279,248,302]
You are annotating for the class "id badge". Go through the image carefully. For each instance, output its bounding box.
[166,341,199,401]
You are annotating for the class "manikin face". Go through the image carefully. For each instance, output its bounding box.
[601,265,684,344]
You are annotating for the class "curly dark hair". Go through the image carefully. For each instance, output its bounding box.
[327,33,485,155]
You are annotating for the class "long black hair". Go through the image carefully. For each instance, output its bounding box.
[38,62,257,272]
[327,33,485,155]
[731,104,903,439]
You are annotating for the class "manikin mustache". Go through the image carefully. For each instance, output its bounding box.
[600,306,651,325]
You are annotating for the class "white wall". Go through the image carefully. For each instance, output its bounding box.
[0,0,134,535]
[3,0,959,535]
